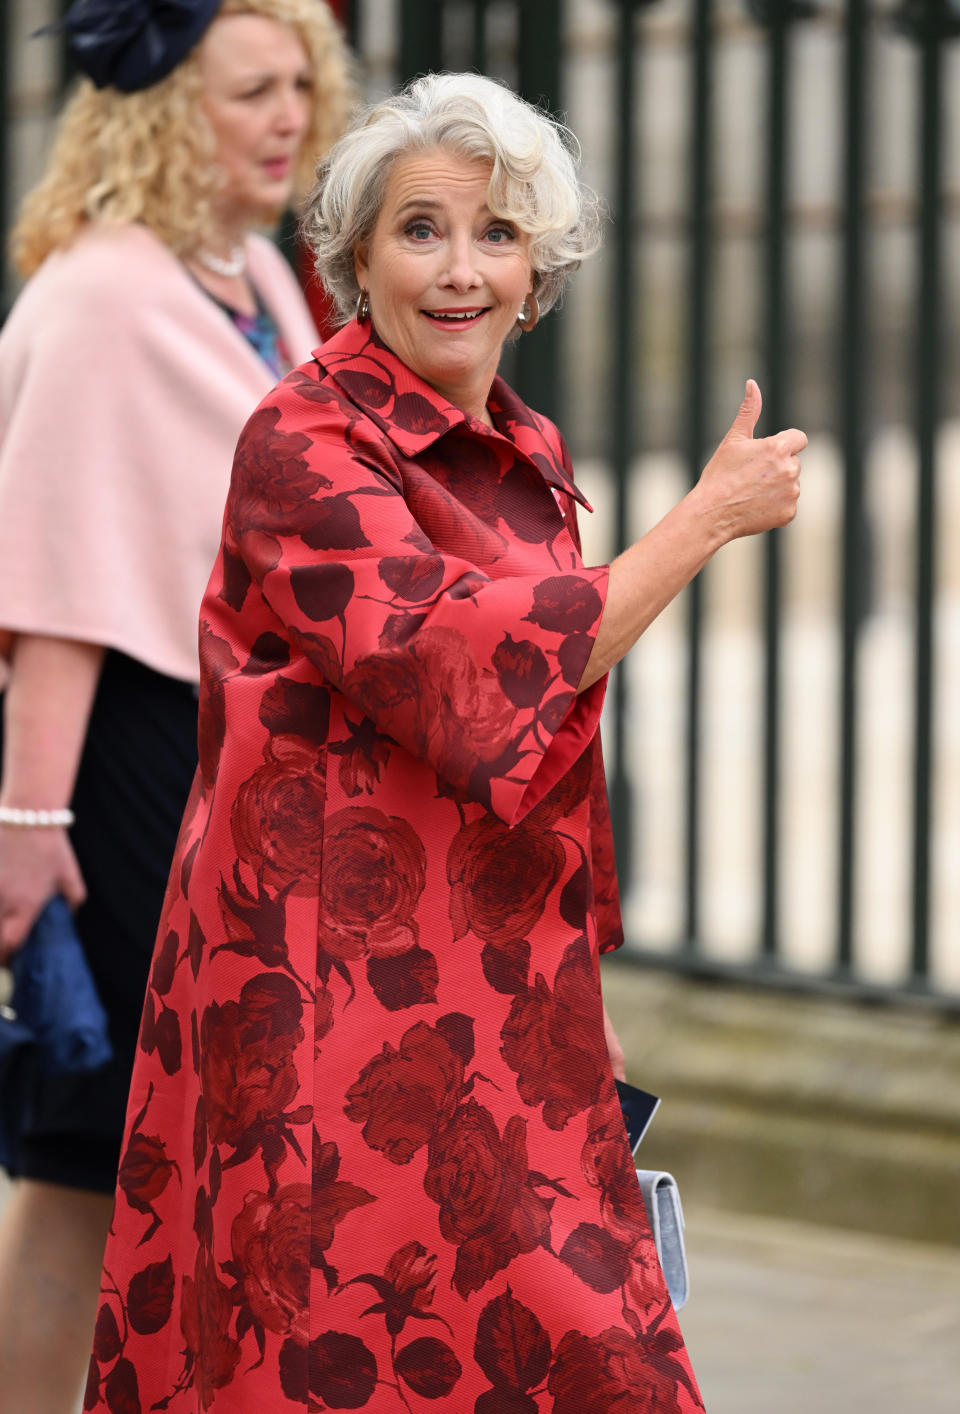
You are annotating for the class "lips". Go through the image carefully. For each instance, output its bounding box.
[261,157,292,178]
[423,309,487,324]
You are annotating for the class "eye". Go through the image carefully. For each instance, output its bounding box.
[404,220,435,241]
[296,75,314,92]
[485,224,517,245]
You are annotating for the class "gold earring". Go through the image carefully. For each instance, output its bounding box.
[355,289,370,322]
[516,292,540,332]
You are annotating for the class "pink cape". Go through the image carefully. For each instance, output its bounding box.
[0,223,318,682]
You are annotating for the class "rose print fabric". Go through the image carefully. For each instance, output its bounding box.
[87,319,704,1413]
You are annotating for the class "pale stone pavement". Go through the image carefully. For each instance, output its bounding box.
[679,1206,960,1414]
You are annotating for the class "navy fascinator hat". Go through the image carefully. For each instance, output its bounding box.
[44,0,222,93]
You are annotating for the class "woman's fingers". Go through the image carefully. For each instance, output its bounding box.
[697,398,807,542]
[60,849,87,911]
[0,828,85,960]
[772,427,807,459]
[0,899,40,961]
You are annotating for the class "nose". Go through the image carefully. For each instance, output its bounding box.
[274,85,309,138]
[440,231,483,292]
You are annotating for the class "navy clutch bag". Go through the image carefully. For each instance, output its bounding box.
[0,896,113,1168]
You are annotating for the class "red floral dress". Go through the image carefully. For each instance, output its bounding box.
[87,319,704,1413]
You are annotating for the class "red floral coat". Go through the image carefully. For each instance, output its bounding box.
[88,319,703,1413]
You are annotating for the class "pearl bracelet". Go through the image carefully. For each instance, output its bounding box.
[0,805,75,828]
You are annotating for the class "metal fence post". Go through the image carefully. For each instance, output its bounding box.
[910,4,945,987]
[607,0,644,891]
[836,0,870,977]
[683,0,714,948]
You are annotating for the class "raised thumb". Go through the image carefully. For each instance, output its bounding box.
[725,378,762,441]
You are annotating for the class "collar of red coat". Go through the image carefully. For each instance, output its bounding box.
[312,318,592,511]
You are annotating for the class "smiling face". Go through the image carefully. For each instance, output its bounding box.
[353,150,535,422]
[198,14,313,233]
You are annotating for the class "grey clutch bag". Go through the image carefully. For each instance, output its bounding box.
[635,1168,689,1311]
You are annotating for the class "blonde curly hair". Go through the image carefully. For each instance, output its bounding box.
[11,0,355,277]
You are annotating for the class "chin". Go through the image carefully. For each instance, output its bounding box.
[245,195,291,228]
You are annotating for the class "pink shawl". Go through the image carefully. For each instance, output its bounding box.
[0,223,318,682]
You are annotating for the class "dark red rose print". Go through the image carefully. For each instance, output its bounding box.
[197,622,238,788]
[200,974,307,1184]
[384,1241,438,1319]
[150,929,179,997]
[289,562,355,626]
[378,610,427,649]
[392,391,450,435]
[532,743,593,827]
[312,1130,376,1288]
[339,1239,444,1342]
[229,1184,311,1343]
[525,576,603,634]
[548,1325,693,1414]
[366,943,439,1012]
[299,493,372,551]
[538,691,575,735]
[329,715,392,797]
[493,633,551,708]
[230,739,326,894]
[558,631,595,688]
[423,1100,552,1298]
[447,815,565,947]
[118,1125,179,1246]
[92,1303,122,1362]
[500,939,608,1131]
[394,1335,462,1399]
[424,436,500,519]
[344,1018,466,1164]
[126,1256,175,1336]
[228,405,329,538]
[580,1093,639,1209]
[316,806,426,961]
[494,460,562,545]
[218,542,253,613]
[309,1329,378,1409]
[215,866,299,978]
[480,936,532,996]
[180,1249,242,1409]
[332,368,392,408]
[345,625,514,792]
[258,675,330,748]
[343,650,441,763]
[102,1359,140,1414]
[474,1285,552,1397]
[559,1222,632,1294]
[377,553,446,603]
[417,627,515,783]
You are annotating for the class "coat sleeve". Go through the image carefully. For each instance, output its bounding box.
[215,376,611,826]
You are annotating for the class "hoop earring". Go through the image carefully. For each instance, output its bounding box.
[356,289,370,323]
[516,292,540,332]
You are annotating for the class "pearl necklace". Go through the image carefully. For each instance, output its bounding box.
[195,244,247,278]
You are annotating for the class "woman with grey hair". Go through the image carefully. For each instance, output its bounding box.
[88,71,803,1412]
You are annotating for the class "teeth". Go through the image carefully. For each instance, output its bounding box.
[428,310,482,320]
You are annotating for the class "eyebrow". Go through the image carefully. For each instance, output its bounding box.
[234,66,312,83]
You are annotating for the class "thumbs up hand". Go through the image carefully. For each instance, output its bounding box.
[692,380,805,545]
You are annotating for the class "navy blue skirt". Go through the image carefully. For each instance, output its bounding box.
[0,650,198,1192]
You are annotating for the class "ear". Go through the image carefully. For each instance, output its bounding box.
[353,243,369,289]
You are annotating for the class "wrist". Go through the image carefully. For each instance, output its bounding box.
[0,805,75,828]
[682,482,731,556]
